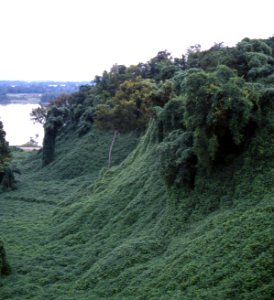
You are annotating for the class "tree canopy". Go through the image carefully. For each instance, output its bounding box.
[41,36,274,178]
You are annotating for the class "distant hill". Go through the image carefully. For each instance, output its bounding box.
[0,80,91,104]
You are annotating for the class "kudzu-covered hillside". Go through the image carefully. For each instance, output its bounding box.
[0,37,273,299]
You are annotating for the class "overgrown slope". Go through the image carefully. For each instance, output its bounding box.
[1,36,274,299]
[1,120,273,299]
[49,121,274,299]
[0,128,138,298]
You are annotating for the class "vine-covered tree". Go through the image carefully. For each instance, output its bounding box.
[0,121,11,181]
[42,106,67,166]
[95,101,137,168]
[184,65,260,168]
[0,121,21,191]
[95,76,159,167]
[40,36,273,178]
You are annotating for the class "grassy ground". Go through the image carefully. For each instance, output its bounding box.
[0,125,273,299]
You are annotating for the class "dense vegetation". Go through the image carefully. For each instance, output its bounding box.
[0,122,12,279]
[0,36,273,299]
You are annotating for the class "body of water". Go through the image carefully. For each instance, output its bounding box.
[0,103,44,146]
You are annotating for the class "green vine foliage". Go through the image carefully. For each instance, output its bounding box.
[0,121,11,189]
[40,37,273,184]
[158,65,264,188]
[0,121,10,174]
[1,166,21,191]
[42,106,67,166]
[158,130,196,188]
[184,66,260,166]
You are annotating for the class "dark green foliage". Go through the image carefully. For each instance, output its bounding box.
[1,36,273,299]
[157,64,265,188]
[159,98,185,134]
[42,106,67,166]
[0,121,10,172]
[42,127,57,166]
[230,38,274,81]
[0,241,11,276]
[158,129,196,188]
[2,117,273,299]
[148,50,179,81]
[1,166,21,191]
[41,37,272,168]
[261,87,274,111]
[156,99,195,187]
[0,121,11,189]
[76,106,95,136]
[184,66,261,167]
[77,121,92,136]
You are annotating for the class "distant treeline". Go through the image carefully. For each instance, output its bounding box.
[0,80,91,104]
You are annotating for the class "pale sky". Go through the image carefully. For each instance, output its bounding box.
[0,0,273,81]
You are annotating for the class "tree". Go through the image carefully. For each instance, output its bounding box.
[30,104,47,125]
[231,38,274,81]
[0,121,15,191]
[186,44,202,68]
[184,65,259,169]
[42,106,65,166]
[148,50,177,81]
[95,75,175,168]
[0,121,10,176]
[113,76,157,125]
[95,101,137,168]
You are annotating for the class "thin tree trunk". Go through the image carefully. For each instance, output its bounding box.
[108,130,118,168]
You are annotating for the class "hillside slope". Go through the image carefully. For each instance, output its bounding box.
[0,129,138,299]
[50,122,274,299]
[1,121,273,299]
[1,36,274,299]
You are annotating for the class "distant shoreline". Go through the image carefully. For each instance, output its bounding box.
[0,93,42,105]
[15,146,42,151]
[0,101,39,105]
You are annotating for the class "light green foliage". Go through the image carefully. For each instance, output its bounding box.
[112,76,157,130]
[94,76,159,167]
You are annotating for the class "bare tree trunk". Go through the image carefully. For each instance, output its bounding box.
[108,130,118,168]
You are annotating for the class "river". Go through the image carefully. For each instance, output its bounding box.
[0,103,44,146]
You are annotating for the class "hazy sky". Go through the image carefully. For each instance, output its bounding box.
[0,0,273,81]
